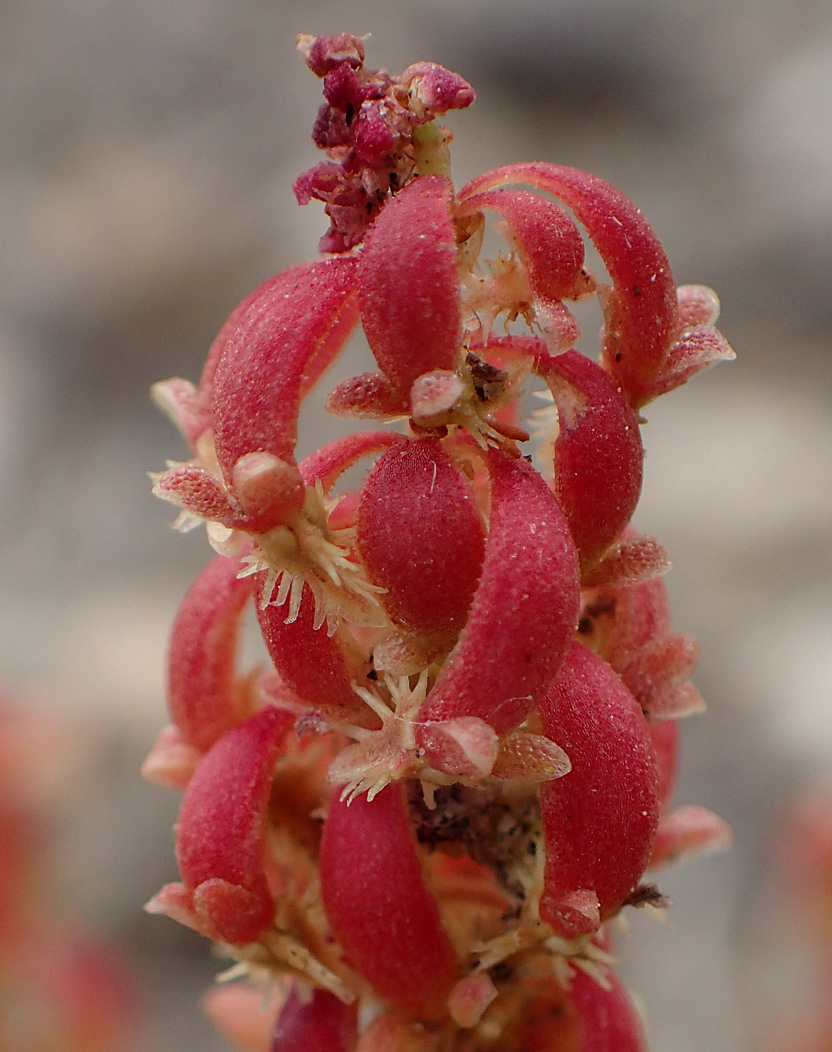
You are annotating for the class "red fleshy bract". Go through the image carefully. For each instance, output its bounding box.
[320,783,458,1020]
[270,985,357,1052]
[167,555,253,753]
[357,437,485,640]
[175,706,293,944]
[536,349,643,570]
[256,583,367,717]
[459,163,680,409]
[417,449,580,738]
[211,258,360,530]
[459,187,591,351]
[299,431,404,489]
[538,642,659,938]
[570,968,650,1052]
[358,175,461,397]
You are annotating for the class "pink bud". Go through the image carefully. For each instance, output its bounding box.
[399,62,476,113]
[297,32,366,77]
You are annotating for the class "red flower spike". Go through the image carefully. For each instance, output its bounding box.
[417,449,580,741]
[536,349,644,570]
[270,985,357,1052]
[539,642,660,938]
[319,782,459,1020]
[256,581,367,719]
[211,257,360,526]
[167,555,254,753]
[459,163,680,409]
[175,706,294,944]
[357,175,461,400]
[148,34,734,1049]
[357,437,485,641]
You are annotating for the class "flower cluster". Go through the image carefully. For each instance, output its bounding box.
[146,34,734,1052]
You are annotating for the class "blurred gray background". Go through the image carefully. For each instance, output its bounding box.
[2,1,831,1049]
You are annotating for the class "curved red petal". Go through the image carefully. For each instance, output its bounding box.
[256,581,367,716]
[299,431,404,489]
[211,256,360,487]
[357,437,485,640]
[417,449,580,737]
[460,163,679,408]
[176,706,293,944]
[536,349,643,569]
[358,175,461,395]
[570,969,650,1052]
[319,782,458,1020]
[539,642,659,938]
[167,555,253,752]
[459,187,588,302]
[270,985,357,1052]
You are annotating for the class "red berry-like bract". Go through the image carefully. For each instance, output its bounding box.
[146,32,733,1052]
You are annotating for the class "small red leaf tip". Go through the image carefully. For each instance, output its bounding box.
[148,32,733,1048]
